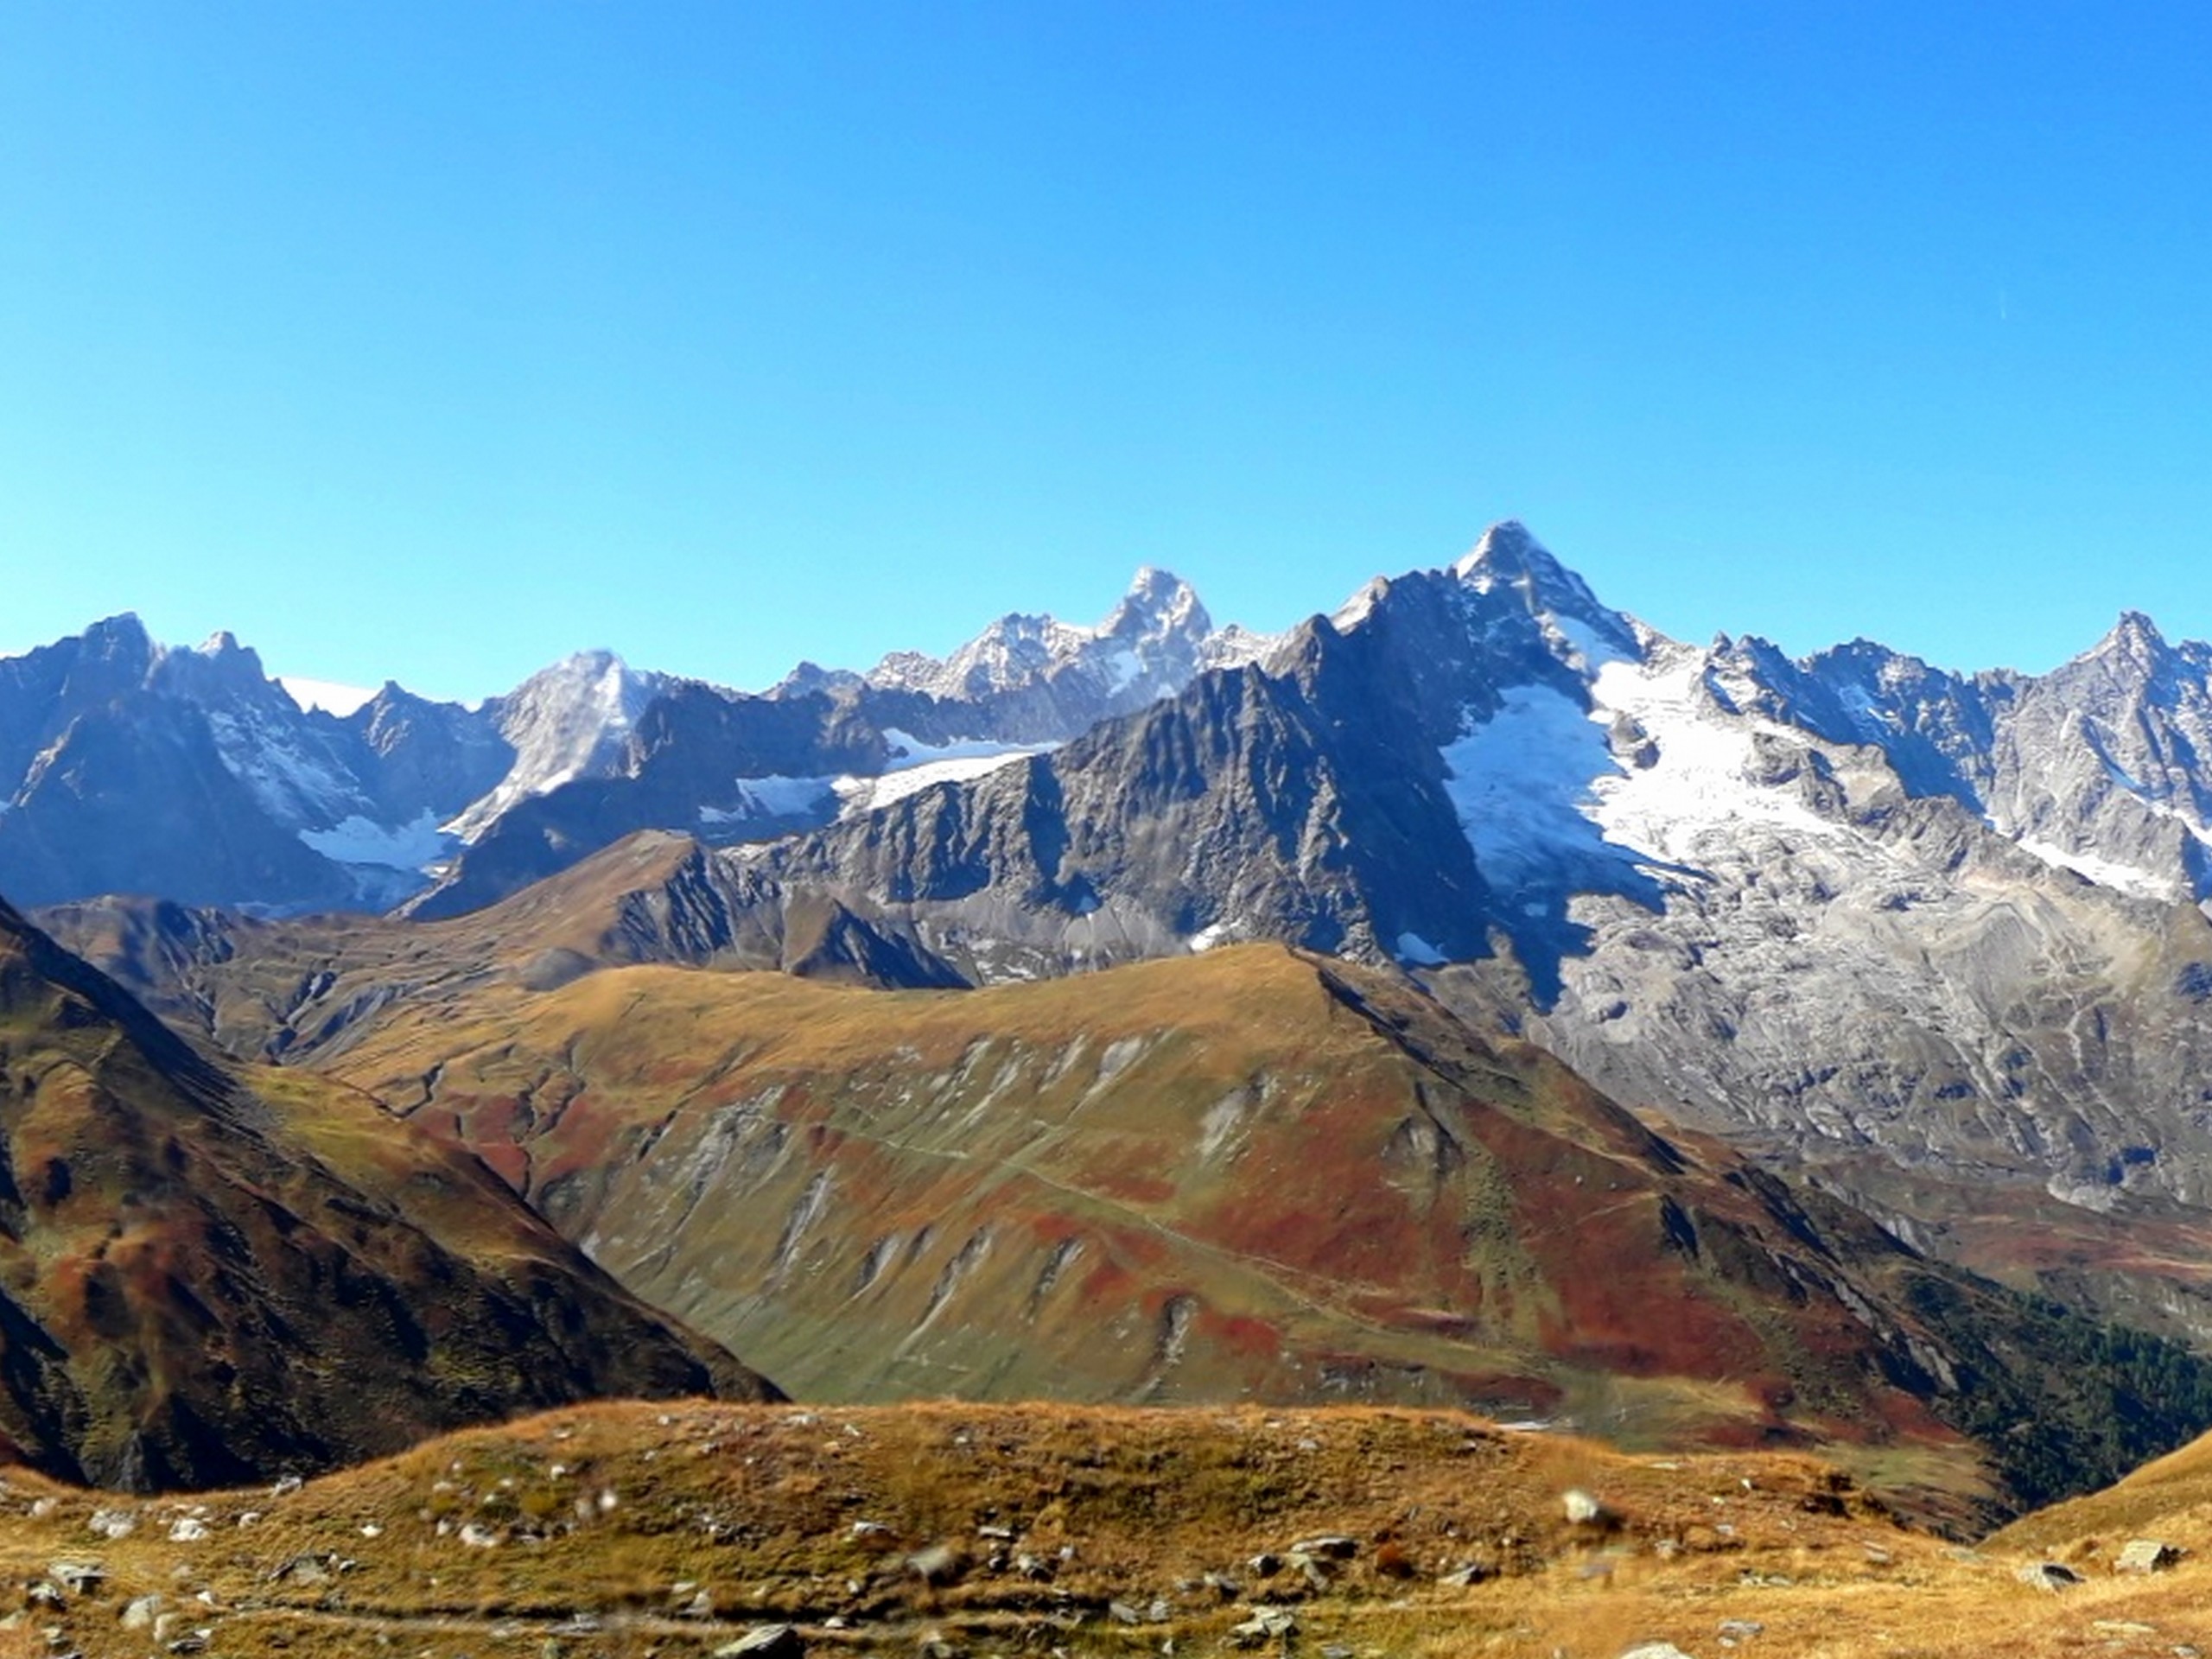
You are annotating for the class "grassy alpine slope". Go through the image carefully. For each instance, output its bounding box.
[324,940,2212,1522]
[0,896,774,1491]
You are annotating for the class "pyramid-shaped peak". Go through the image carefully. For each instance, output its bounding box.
[1125,564,1192,603]
[1451,519,1558,582]
[1103,566,1209,638]
[2085,609,2174,669]
[79,612,159,671]
[522,647,634,688]
[2111,608,2166,645]
[1447,520,1639,657]
[86,612,152,645]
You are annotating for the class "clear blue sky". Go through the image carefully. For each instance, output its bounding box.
[4,3,2211,701]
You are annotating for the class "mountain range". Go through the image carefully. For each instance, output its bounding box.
[0,569,1258,919]
[21,522,2212,1507]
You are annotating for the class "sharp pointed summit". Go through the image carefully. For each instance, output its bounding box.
[1446,518,1641,662]
[2088,608,2175,668]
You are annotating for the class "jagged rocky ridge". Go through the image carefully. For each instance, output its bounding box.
[0,571,1250,918]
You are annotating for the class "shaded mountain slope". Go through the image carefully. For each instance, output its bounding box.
[0,896,774,1491]
[325,944,2212,1516]
[1993,1417,2212,1559]
[35,830,951,1068]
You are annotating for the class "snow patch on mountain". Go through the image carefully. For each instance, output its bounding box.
[2012,836,2183,903]
[724,776,838,818]
[1440,684,1632,902]
[835,730,1050,816]
[299,809,451,871]
[200,705,374,830]
[1198,622,1284,671]
[1586,647,1841,864]
[1395,931,1447,966]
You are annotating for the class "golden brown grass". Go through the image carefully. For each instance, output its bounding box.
[0,1399,2197,1658]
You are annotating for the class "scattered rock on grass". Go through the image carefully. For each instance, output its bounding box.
[715,1624,804,1659]
[2014,1561,2082,1592]
[87,1510,135,1541]
[48,1563,102,1595]
[2116,1539,2183,1573]
[1230,1609,1299,1649]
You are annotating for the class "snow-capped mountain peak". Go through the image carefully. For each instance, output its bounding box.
[445,649,664,841]
[1101,565,1206,638]
[1449,519,1641,666]
[862,567,1219,709]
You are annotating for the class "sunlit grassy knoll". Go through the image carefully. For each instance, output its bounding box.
[4,1399,2199,1658]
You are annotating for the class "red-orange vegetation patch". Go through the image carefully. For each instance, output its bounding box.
[510,1090,636,1185]
[1195,1306,1284,1361]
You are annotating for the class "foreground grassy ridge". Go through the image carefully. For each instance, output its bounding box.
[0,1401,2203,1659]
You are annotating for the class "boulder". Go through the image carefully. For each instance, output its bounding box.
[2015,1560,2082,1592]
[906,1543,965,1585]
[2116,1539,2183,1573]
[716,1625,804,1659]
[48,1563,103,1595]
[1230,1609,1300,1648]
